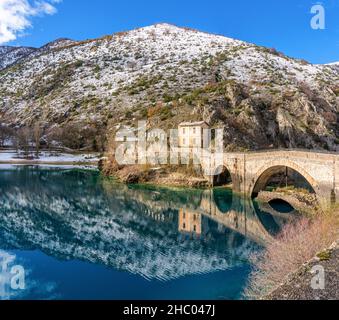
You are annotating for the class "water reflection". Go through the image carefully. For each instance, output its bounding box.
[0,250,58,300]
[0,166,298,299]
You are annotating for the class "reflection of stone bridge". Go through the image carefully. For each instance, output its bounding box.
[180,190,291,246]
[125,186,292,246]
[199,191,275,245]
[202,150,339,209]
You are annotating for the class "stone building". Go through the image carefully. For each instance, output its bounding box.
[178,121,210,148]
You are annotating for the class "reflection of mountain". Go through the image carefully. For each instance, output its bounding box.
[0,167,260,281]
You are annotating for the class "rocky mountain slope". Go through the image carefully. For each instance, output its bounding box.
[0,46,36,69]
[0,23,338,151]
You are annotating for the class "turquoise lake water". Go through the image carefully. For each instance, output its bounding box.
[0,166,295,300]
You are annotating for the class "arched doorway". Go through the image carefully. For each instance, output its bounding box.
[213,166,232,187]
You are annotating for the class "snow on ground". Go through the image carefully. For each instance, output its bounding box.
[0,150,100,165]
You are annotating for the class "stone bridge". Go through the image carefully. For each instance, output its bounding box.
[202,149,339,209]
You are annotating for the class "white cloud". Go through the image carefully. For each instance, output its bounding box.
[0,0,61,44]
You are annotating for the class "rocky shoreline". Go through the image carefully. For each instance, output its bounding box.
[256,190,320,214]
[100,160,211,188]
[265,241,339,300]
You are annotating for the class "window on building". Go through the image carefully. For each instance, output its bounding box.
[183,223,186,229]
[193,128,196,134]
[193,225,197,232]
[183,128,186,134]
[183,138,186,145]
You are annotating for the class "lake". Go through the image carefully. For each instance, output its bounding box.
[0,166,295,300]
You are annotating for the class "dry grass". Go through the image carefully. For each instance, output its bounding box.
[101,154,123,176]
[245,208,339,299]
[274,186,312,195]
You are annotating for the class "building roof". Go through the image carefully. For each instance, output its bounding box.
[178,121,210,127]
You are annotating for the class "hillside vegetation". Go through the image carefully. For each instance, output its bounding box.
[0,24,338,151]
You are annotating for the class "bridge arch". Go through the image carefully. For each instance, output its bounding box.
[249,159,319,198]
[213,165,233,187]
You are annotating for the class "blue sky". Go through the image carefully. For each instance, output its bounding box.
[4,0,339,64]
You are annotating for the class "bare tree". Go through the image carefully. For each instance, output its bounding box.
[0,125,14,148]
[33,122,42,158]
[46,126,63,151]
[60,123,84,150]
[44,122,107,152]
[16,127,32,159]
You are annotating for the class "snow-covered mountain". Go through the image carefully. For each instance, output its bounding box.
[0,23,338,151]
[0,46,36,69]
[0,46,13,55]
[0,38,76,70]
